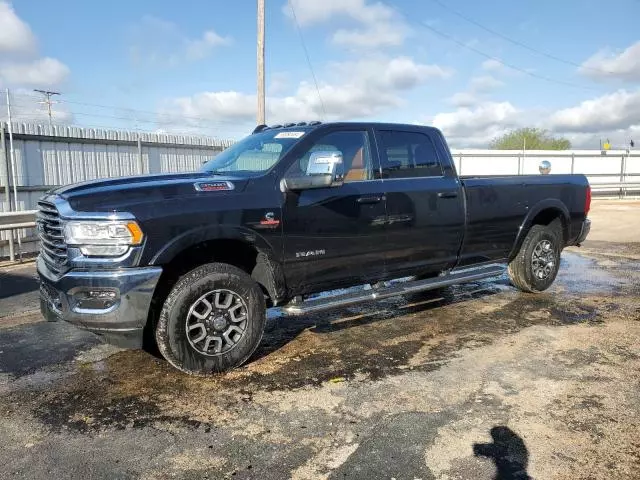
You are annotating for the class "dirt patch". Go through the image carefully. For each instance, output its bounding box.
[1,241,640,479]
[10,257,637,438]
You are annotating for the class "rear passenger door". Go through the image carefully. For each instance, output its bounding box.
[375,128,465,276]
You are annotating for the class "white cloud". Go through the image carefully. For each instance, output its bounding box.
[185,30,232,61]
[431,102,521,147]
[548,89,640,134]
[0,3,70,90]
[268,72,290,95]
[174,91,255,122]
[336,56,452,89]
[285,0,410,48]
[559,128,639,149]
[0,57,69,87]
[579,41,640,82]
[481,59,503,72]
[446,73,504,109]
[286,0,394,26]
[448,92,479,108]
[432,88,640,148]
[130,16,231,67]
[0,2,37,54]
[164,56,451,126]
[332,22,408,48]
[469,75,504,93]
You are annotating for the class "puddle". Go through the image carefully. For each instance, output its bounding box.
[556,252,623,294]
[2,248,638,435]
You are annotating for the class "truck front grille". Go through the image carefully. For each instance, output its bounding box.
[37,200,69,275]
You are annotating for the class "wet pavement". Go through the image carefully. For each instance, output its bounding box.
[1,211,640,478]
[0,261,40,323]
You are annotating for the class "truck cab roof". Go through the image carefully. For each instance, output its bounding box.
[252,121,443,136]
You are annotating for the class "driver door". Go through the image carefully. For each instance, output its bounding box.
[281,128,388,295]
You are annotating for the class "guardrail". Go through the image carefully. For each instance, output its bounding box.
[0,210,37,262]
[0,210,37,231]
[591,183,640,191]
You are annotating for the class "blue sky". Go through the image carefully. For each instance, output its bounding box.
[1,0,639,147]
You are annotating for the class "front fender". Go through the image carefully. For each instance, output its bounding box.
[148,224,288,305]
[149,224,276,266]
[509,199,570,260]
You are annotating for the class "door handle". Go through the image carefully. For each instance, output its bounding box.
[437,192,458,199]
[357,195,384,204]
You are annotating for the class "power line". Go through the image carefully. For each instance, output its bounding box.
[288,0,327,119]
[384,1,600,91]
[6,101,250,134]
[7,92,251,127]
[426,0,613,74]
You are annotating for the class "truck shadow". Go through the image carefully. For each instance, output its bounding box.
[0,269,39,300]
[249,280,510,365]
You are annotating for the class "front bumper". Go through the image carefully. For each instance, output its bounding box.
[38,256,162,347]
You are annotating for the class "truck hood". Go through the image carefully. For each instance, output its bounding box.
[52,172,250,213]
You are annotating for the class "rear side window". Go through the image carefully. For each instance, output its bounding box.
[377,130,443,179]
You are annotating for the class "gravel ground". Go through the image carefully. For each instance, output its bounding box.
[0,200,638,479]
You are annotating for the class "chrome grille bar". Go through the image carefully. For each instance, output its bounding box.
[37,200,69,274]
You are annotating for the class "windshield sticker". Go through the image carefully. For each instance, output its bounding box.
[274,131,306,139]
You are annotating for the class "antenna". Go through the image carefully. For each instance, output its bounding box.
[257,0,265,125]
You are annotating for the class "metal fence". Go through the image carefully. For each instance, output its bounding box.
[449,149,640,198]
[1,121,639,261]
[1,121,232,260]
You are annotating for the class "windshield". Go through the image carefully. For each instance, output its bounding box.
[201,129,309,176]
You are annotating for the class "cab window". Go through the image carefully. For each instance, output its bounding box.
[377,130,444,179]
[291,130,374,183]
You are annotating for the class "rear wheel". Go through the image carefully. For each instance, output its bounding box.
[156,263,266,374]
[508,224,562,293]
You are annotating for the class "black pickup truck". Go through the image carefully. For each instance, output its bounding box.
[37,122,591,374]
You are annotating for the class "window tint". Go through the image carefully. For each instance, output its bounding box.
[202,129,307,175]
[292,130,374,182]
[378,130,443,178]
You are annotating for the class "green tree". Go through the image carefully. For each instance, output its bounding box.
[489,128,571,150]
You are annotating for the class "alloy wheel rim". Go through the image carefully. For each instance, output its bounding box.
[185,289,248,356]
[532,240,556,280]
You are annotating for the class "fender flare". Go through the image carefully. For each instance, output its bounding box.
[508,199,570,260]
[149,224,287,304]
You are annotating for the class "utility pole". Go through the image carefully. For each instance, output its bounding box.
[5,88,22,260]
[1,122,15,261]
[33,89,60,127]
[257,0,266,125]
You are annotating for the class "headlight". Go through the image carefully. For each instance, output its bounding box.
[63,221,144,257]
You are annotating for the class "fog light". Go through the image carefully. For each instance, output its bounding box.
[72,289,119,310]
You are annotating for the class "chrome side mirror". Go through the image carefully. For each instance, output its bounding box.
[539,160,552,175]
[281,151,344,192]
[306,151,344,186]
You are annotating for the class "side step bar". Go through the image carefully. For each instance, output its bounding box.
[282,264,506,316]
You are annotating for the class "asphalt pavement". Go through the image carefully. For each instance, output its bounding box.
[0,200,639,479]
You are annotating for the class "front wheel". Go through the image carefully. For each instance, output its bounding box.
[508,224,562,293]
[156,263,266,374]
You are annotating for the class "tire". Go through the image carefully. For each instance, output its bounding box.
[508,224,562,293]
[155,263,266,374]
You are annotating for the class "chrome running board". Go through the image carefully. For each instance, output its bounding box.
[282,264,505,316]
